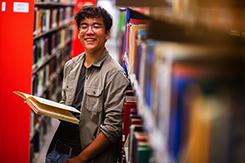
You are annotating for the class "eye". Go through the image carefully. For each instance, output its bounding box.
[80,24,88,30]
[93,24,102,29]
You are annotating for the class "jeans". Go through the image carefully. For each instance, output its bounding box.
[46,148,71,163]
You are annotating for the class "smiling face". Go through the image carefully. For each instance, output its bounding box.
[78,17,109,55]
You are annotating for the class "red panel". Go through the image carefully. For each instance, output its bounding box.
[0,0,33,162]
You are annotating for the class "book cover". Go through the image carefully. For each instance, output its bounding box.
[123,101,137,142]
[13,91,80,124]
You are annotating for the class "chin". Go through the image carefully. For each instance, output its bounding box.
[85,43,97,48]
[85,47,96,51]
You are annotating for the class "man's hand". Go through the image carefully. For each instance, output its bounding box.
[64,132,111,163]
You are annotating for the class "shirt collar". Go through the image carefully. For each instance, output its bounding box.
[90,49,109,68]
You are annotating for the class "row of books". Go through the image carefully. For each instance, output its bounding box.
[158,43,243,162]
[121,8,245,163]
[128,40,245,163]
[34,6,73,36]
[124,21,146,76]
[32,42,71,97]
[122,90,153,163]
[33,27,73,69]
[120,9,148,75]
[134,42,244,163]
[32,61,56,97]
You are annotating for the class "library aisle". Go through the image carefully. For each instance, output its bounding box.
[1,0,245,163]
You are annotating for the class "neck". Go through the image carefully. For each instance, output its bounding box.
[84,47,105,68]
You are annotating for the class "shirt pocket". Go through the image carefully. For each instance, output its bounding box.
[85,87,103,112]
[63,80,74,105]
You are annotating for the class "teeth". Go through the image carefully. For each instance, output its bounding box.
[86,39,95,42]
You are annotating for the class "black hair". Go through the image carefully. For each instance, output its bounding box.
[75,6,113,33]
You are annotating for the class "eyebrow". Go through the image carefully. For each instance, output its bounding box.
[80,22,103,25]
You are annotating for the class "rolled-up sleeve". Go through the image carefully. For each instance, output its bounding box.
[100,70,129,143]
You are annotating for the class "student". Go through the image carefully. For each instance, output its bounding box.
[46,5,129,163]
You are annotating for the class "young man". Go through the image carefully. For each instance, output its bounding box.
[46,6,129,163]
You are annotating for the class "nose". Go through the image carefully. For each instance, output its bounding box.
[86,26,94,34]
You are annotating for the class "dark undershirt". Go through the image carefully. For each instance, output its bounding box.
[59,63,87,146]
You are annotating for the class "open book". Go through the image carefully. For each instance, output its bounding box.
[13,91,80,125]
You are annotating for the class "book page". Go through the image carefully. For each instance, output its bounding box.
[14,91,80,114]
[14,91,80,124]
[27,98,79,124]
[13,91,31,99]
[30,96,80,113]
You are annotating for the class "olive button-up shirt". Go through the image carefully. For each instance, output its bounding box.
[61,50,129,163]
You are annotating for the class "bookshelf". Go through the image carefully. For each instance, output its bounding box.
[30,0,75,162]
[117,1,245,163]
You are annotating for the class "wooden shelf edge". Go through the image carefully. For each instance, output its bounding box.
[35,2,75,8]
[116,0,165,7]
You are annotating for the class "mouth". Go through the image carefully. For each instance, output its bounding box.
[84,38,96,43]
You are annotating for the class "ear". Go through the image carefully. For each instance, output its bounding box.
[78,33,80,39]
[105,32,110,40]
